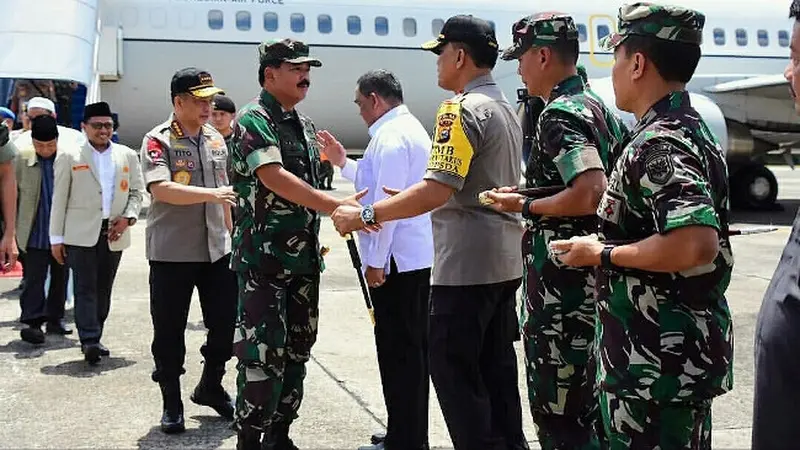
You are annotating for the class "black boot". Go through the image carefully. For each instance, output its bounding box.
[261,422,299,450]
[190,363,235,420]
[237,427,262,450]
[159,380,185,434]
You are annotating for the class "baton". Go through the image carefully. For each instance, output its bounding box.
[478,185,564,205]
[344,233,375,326]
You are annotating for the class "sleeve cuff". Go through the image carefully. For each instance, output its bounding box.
[0,142,16,163]
[660,201,720,233]
[50,236,64,245]
[144,167,172,189]
[341,158,358,181]
[554,146,604,185]
[424,170,464,191]
[246,146,283,172]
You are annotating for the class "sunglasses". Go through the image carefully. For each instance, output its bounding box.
[88,122,114,130]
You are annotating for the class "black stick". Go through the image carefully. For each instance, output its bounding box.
[344,233,375,326]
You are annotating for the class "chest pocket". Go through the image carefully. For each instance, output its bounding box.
[168,143,202,187]
[278,131,311,184]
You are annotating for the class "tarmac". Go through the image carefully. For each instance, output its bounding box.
[1,165,797,449]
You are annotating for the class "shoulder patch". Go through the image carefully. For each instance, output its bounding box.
[428,101,474,178]
[644,143,674,185]
[147,137,163,160]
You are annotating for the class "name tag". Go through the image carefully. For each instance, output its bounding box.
[72,164,90,171]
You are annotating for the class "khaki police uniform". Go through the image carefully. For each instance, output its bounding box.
[140,67,238,433]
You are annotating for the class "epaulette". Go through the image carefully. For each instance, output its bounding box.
[169,120,185,139]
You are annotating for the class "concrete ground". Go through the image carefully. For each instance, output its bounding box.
[1,165,796,449]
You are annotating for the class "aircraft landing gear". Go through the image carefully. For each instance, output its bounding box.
[730,164,779,210]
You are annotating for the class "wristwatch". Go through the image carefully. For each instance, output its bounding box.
[600,245,619,271]
[521,197,538,221]
[127,217,137,226]
[360,204,377,225]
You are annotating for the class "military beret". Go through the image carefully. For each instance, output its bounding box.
[258,39,322,67]
[601,2,706,50]
[501,13,579,61]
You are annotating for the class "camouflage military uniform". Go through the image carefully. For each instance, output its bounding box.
[596,5,734,449]
[501,15,629,450]
[228,39,324,434]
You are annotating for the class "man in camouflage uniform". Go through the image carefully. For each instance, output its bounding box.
[228,38,367,450]
[551,3,734,449]
[484,13,628,450]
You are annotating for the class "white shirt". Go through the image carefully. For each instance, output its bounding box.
[92,143,115,219]
[341,104,434,274]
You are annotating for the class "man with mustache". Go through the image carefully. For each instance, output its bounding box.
[228,38,367,449]
[751,2,800,448]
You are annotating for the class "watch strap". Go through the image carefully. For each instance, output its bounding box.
[521,197,535,221]
[601,245,618,270]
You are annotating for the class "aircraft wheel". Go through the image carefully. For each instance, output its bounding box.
[731,164,778,210]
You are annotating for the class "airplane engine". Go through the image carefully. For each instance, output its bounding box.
[586,77,778,209]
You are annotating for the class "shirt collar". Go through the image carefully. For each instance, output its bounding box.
[463,73,495,93]
[637,90,691,130]
[368,104,409,137]
[549,74,585,103]
[260,89,297,122]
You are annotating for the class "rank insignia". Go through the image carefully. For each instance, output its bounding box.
[173,170,191,185]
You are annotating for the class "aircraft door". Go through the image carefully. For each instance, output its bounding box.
[587,14,617,70]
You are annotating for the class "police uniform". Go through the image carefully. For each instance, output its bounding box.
[500,14,630,450]
[418,16,528,450]
[140,68,238,433]
[228,39,323,447]
[596,5,733,447]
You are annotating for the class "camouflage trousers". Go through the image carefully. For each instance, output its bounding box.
[521,229,603,450]
[599,391,712,450]
[232,270,320,433]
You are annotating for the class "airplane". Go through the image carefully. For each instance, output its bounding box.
[0,0,795,209]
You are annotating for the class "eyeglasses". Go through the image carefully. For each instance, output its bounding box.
[88,122,114,130]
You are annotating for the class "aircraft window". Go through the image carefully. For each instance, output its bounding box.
[291,13,305,33]
[597,25,610,40]
[432,19,444,36]
[757,29,769,46]
[779,30,790,47]
[347,15,361,35]
[151,8,167,28]
[713,28,725,45]
[375,16,389,36]
[735,28,747,46]
[263,12,278,32]
[403,18,417,37]
[236,11,251,31]
[577,24,587,42]
[208,10,223,30]
[318,14,332,34]
[179,10,195,29]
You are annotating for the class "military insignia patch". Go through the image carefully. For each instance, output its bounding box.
[436,112,456,144]
[173,170,191,185]
[147,138,163,160]
[176,159,187,168]
[644,145,674,185]
[187,161,195,170]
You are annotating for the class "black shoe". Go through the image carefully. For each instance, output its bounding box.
[46,320,73,335]
[97,343,110,356]
[159,381,185,434]
[20,326,45,344]
[371,432,386,445]
[82,344,102,365]
[237,428,262,450]
[190,363,235,420]
[261,423,299,450]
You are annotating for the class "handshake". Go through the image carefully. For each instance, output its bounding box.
[330,186,401,236]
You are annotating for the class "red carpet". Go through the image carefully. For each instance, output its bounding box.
[0,261,23,278]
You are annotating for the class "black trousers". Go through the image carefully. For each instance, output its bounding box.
[369,260,431,449]
[66,226,122,345]
[19,248,67,327]
[149,254,237,383]
[429,278,527,450]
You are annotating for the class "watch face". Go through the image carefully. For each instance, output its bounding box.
[362,207,375,222]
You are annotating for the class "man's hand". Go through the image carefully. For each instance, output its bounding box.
[482,189,525,213]
[366,266,386,288]
[339,188,369,208]
[383,186,401,197]
[107,217,129,242]
[51,243,67,265]
[208,186,237,206]
[549,237,604,267]
[0,232,17,272]
[316,130,347,168]
[332,204,369,235]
